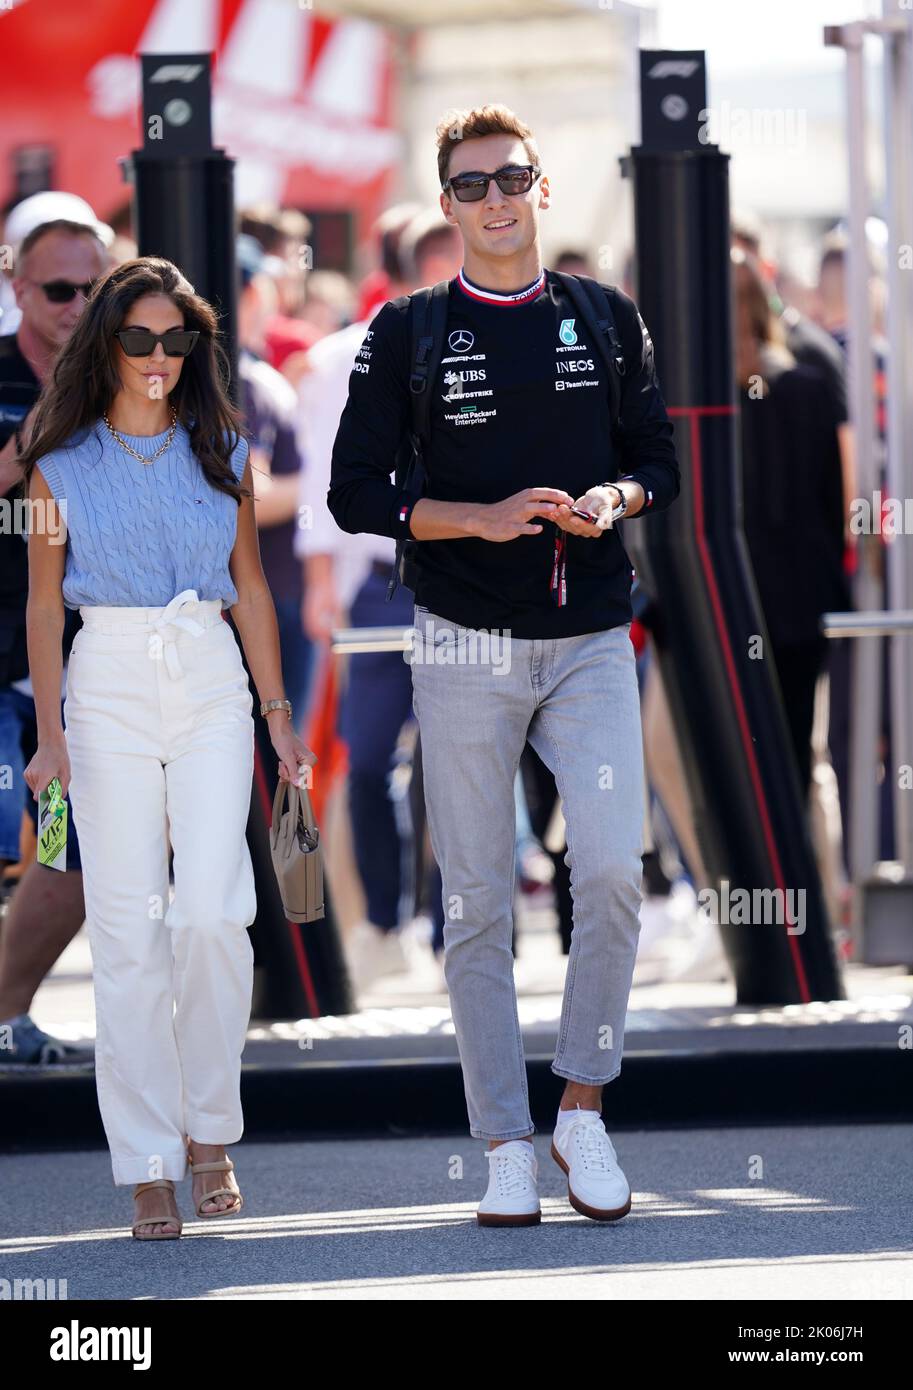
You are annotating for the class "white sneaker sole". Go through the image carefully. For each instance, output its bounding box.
[550,1141,632,1221]
[477,1206,541,1228]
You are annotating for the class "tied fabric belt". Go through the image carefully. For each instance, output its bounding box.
[78,589,224,680]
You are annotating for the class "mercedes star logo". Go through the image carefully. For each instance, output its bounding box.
[448,330,474,353]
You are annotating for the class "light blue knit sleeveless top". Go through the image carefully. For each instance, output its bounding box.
[34,419,249,610]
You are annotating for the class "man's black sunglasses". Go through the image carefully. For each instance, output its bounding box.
[29,278,98,304]
[442,164,541,202]
[114,329,200,358]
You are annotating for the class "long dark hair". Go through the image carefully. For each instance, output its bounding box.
[19,256,250,504]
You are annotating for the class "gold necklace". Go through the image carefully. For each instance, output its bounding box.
[103,408,178,463]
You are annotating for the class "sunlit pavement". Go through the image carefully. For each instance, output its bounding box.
[5,896,912,1149]
[18,894,913,1067]
[1,1127,911,1300]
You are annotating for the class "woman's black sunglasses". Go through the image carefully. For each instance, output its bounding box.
[114,329,200,358]
[442,163,541,203]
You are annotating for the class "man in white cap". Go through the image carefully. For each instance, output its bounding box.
[0,191,113,337]
[0,195,111,1063]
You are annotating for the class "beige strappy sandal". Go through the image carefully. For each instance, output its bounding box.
[188,1156,244,1218]
[132,1180,182,1240]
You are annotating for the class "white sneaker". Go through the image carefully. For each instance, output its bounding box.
[664,905,731,983]
[345,920,409,992]
[551,1112,632,1221]
[477,1141,541,1227]
[398,913,435,969]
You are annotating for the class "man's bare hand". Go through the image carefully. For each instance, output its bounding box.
[475,487,575,543]
[553,485,623,538]
[0,404,38,494]
[303,573,344,643]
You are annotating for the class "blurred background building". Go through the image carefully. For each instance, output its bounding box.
[1,0,908,1028]
[0,0,890,302]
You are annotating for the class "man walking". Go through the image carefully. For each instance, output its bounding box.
[299,209,461,991]
[328,104,680,1225]
[0,202,109,1062]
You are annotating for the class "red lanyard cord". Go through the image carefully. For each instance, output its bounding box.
[550,526,567,607]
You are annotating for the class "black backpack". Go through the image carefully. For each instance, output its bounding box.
[385,271,628,601]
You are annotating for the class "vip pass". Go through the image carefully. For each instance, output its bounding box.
[103,407,178,462]
[37,776,67,871]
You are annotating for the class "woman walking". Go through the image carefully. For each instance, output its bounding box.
[20,256,315,1240]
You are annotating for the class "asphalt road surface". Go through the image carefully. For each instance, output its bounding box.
[2,1125,911,1301]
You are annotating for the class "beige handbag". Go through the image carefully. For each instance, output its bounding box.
[270,778,325,922]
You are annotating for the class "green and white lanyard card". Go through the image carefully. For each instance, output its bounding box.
[37,777,67,871]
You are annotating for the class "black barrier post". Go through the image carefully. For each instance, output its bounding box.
[120,52,352,1017]
[619,50,843,1003]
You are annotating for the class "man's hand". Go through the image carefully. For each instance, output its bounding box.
[474,487,575,543]
[303,571,344,643]
[0,404,38,493]
[553,485,624,538]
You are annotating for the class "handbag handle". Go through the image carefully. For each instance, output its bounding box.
[271,777,318,851]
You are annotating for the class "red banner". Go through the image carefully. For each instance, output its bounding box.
[0,0,399,233]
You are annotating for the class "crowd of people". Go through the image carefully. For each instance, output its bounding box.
[0,171,884,1067]
[0,81,897,1239]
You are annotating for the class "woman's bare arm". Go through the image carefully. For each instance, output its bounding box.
[228,456,315,777]
[227,455,288,709]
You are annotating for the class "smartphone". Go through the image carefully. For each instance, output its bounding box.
[569,506,600,524]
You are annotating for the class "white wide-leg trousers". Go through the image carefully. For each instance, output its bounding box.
[63,591,257,1185]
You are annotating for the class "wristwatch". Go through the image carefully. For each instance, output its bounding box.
[602,481,628,521]
[260,698,292,720]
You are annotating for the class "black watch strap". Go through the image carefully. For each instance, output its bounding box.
[601,480,628,518]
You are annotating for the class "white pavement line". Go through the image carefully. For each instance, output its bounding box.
[176,1250,913,1300]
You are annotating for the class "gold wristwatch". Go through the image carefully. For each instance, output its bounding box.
[260,699,292,720]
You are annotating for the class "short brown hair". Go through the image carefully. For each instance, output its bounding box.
[435,104,539,188]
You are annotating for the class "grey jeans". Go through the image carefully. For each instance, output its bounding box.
[409,605,645,1140]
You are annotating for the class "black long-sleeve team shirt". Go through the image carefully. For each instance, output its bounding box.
[327,267,680,638]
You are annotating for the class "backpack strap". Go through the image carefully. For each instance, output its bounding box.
[550,270,625,434]
[409,278,451,446]
[386,279,451,601]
